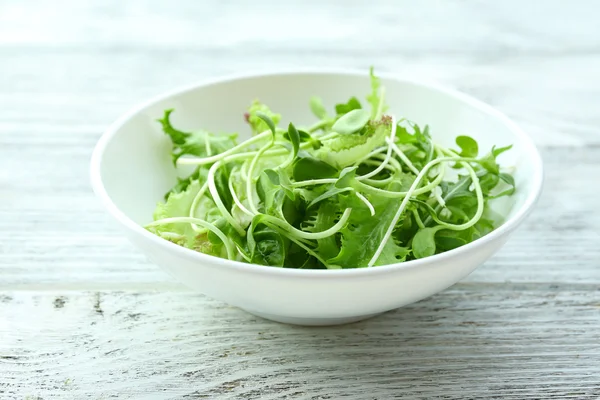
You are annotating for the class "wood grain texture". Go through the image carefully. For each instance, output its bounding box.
[1,0,599,398]
[2,288,600,399]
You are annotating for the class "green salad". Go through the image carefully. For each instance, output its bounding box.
[146,68,515,269]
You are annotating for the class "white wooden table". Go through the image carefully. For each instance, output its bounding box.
[1,1,599,398]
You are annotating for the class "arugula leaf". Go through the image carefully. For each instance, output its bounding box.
[394,121,434,169]
[281,194,305,226]
[286,243,325,269]
[456,135,479,158]
[293,157,338,181]
[412,228,438,259]
[335,97,362,115]
[480,144,513,174]
[493,145,513,158]
[413,124,434,164]
[434,228,470,252]
[478,172,500,196]
[499,172,515,187]
[492,172,516,198]
[396,124,418,144]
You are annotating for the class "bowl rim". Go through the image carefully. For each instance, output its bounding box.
[90,68,544,279]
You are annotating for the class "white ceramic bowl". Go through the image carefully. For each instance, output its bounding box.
[91,70,543,326]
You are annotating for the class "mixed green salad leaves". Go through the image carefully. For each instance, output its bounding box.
[146,68,515,269]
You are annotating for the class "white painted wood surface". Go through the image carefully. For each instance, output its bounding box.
[1,1,599,398]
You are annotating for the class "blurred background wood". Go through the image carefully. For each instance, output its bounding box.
[1,0,599,398]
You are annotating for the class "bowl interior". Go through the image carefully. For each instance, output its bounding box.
[96,72,538,233]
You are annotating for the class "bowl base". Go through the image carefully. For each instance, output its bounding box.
[244,310,383,326]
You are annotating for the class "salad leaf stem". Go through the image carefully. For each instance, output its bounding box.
[355,192,375,216]
[355,168,438,198]
[160,232,184,240]
[189,181,210,232]
[308,119,333,133]
[357,115,398,181]
[292,178,338,188]
[308,187,354,208]
[364,152,403,173]
[412,208,425,229]
[236,246,252,262]
[179,134,334,166]
[177,130,272,165]
[208,161,246,236]
[357,145,388,163]
[240,159,250,181]
[432,186,446,208]
[246,141,274,214]
[204,134,212,156]
[265,223,337,269]
[279,123,301,169]
[260,208,352,240]
[386,137,420,175]
[360,171,394,187]
[435,149,485,231]
[228,169,254,217]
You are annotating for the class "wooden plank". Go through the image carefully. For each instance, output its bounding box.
[1,288,599,399]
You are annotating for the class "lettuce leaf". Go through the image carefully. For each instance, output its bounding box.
[246,100,282,135]
[317,116,392,168]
